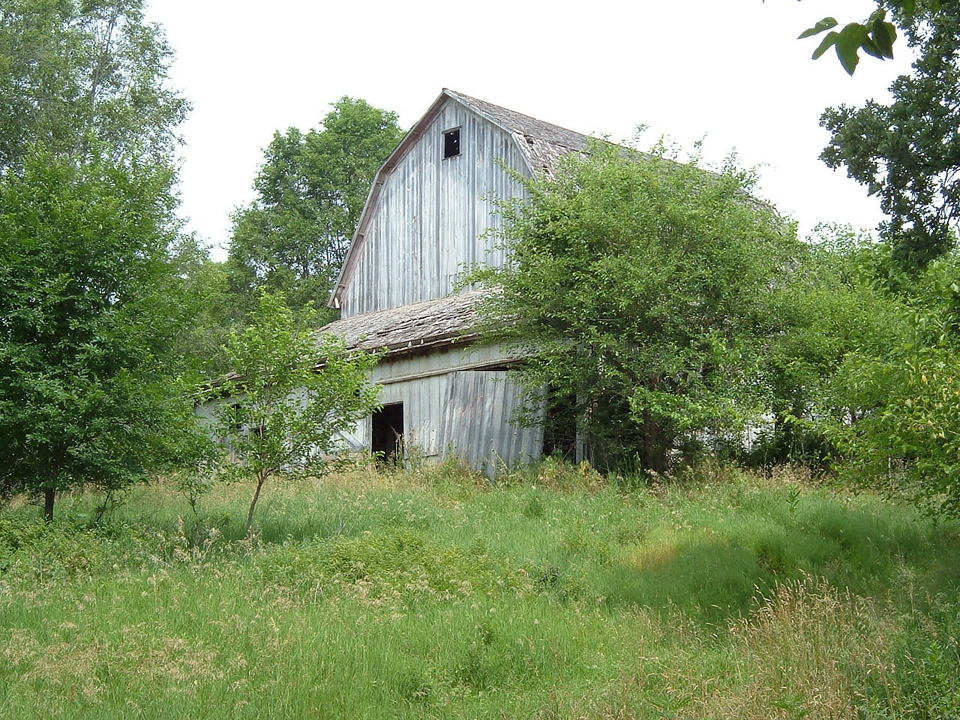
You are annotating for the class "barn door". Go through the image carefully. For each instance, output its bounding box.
[440,370,542,476]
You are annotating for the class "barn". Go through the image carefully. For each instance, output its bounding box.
[320,89,592,474]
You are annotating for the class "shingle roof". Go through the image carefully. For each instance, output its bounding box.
[318,288,491,356]
[444,89,591,174]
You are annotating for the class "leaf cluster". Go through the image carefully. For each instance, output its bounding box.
[820,5,960,271]
[800,9,897,75]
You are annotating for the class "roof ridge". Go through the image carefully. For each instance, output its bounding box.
[443,89,592,145]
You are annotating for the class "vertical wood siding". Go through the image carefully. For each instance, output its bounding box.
[440,370,543,476]
[338,352,543,475]
[341,99,530,317]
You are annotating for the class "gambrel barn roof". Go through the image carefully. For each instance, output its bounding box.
[449,90,591,173]
[327,89,592,313]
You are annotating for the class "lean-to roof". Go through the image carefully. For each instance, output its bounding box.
[318,288,491,357]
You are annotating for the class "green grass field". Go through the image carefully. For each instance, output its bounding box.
[1,459,959,719]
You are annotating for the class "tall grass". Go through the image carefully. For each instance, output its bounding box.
[1,460,958,718]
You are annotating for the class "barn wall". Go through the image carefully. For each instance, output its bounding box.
[340,344,542,473]
[341,99,530,318]
[440,370,543,476]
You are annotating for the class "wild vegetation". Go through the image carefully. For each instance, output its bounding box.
[470,141,804,473]
[3,1,960,717]
[200,292,380,534]
[1,462,958,719]
[0,0,204,520]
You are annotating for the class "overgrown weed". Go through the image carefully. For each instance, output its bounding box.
[0,462,958,718]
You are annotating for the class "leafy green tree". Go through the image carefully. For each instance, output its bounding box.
[819,4,960,271]
[170,236,249,379]
[227,98,404,317]
[202,292,380,535]
[824,252,960,515]
[0,152,210,520]
[0,0,206,520]
[753,227,907,467]
[469,142,803,473]
[0,0,188,173]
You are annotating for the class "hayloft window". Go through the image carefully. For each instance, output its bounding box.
[443,128,461,159]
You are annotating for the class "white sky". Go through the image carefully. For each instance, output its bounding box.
[146,0,913,260]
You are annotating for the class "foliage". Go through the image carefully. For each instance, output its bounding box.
[226,98,404,317]
[794,1,943,74]
[0,0,188,174]
[749,226,907,468]
[169,237,249,378]
[820,4,960,271]
[798,7,897,75]
[469,141,803,472]
[0,151,211,520]
[825,252,960,516]
[0,467,957,718]
[202,291,380,534]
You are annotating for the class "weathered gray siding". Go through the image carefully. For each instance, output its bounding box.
[440,370,542,476]
[341,99,530,318]
[338,343,542,473]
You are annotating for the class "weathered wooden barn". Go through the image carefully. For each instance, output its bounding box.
[320,89,592,473]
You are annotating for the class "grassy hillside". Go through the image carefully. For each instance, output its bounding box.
[1,460,959,719]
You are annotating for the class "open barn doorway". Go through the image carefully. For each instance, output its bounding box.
[371,402,404,464]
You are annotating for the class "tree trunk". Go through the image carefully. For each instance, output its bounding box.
[43,487,55,523]
[245,474,266,537]
[641,411,670,475]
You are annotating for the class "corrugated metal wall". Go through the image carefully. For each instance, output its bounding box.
[341,99,530,318]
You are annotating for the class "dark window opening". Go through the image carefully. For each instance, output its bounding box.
[542,393,577,460]
[230,403,243,431]
[443,128,460,159]
[371,403,404,463]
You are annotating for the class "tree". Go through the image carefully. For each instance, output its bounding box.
[752,226,908,467]
[202,292,380,535]
[226,98,404,317]
[0,152,210,520]
[793,1,943,74]
[823,251,960,515]
[0,0,188,173]
[0,0,204,520]
[469,142,803,473]
[819,4,960,271]
[170,236,249,379]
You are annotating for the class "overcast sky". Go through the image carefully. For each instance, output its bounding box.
[145,0,913,260]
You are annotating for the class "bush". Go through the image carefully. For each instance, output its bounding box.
[0,514,108,580]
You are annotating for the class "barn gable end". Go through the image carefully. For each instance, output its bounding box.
[330,89,591,319]
[330,94,527,318]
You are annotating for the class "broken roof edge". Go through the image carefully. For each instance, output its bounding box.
[318,287,494,355]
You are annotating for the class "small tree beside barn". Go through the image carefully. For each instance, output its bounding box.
[202,292,379,535]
